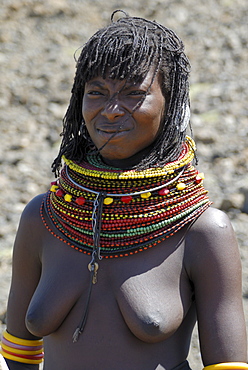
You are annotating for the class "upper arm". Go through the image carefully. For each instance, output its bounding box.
[6,194,44,340]
[185,207,247,365]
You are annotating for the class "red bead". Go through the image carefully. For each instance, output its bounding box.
[158,188,170,196]
[75,196,86,205]
[56,189,64,197]
[51,180,58,186]
[195,175,202,184]
[121,196,133,204]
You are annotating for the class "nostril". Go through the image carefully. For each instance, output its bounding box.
[101,104,125,119]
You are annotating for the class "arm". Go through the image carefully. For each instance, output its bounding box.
[5,360,39,370]
[3,195,44,370]
[185,207,247,366]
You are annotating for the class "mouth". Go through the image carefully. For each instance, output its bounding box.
[97,129,130,140]
[96,125,131,139]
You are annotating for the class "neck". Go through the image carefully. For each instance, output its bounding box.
[100,145,153,169]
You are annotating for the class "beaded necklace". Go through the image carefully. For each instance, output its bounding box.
[40,136,211,340]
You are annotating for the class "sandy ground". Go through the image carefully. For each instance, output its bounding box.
[0,0,248,368]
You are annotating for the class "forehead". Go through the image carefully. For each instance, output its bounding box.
[85,69,162,90]
[85,63,151,85]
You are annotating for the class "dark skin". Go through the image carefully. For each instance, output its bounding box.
[5,71,247,369]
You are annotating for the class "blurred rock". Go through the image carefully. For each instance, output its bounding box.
[220,193,245,211]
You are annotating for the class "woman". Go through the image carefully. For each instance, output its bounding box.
[1,11,247,370]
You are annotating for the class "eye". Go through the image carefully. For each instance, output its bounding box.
[87,91,104,96]
[128,90,146,96]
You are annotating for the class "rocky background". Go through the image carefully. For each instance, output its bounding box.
[0,0,247,369]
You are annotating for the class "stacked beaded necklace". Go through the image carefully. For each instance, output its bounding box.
[41,136,211,340]
[41,136,211,258]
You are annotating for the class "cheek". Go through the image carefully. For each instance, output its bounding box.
[82,100,89,122]
[138,99,165,131]
[143,91,165,116]
[82,98,97,123]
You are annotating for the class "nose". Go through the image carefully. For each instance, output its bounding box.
[101,95,125,121]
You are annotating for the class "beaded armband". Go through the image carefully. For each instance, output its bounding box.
[0,330,44,364]
[203,363,248,369]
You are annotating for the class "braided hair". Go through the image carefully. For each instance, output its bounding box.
[52,10,191,176]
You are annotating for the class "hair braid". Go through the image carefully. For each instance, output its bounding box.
[52,11,191,176]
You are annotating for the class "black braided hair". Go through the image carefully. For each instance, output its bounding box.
[52,10,191,176]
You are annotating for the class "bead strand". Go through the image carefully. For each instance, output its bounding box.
[41,137,211,258]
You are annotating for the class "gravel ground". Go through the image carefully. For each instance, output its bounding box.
[0,0,248,369]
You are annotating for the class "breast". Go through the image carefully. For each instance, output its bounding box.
[26,231,193,342]
[25,274,83,337]
[113,248,194,343]
[25,243,91,337]
[26,259,192,342]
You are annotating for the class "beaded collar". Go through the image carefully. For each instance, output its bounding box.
[41,136,211,259]
[40,136,211,340]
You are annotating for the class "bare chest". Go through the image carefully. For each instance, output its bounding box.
[26,232,193,343]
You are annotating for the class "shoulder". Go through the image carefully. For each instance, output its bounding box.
[186,206,236,248]
[188,206,233,235]
[14,193,47,249]
[20,193,46,225]
[184,206,240,280]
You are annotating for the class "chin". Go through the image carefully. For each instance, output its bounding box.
[100,148,130,161]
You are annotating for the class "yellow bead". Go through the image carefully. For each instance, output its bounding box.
[50,185,58,192]
[104,197,114,205]
[141,192,152,199]
[64,194,72,202]
[176,182,186,191]
[198,172,205,180]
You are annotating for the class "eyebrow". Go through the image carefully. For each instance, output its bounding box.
[85,81,105,88]
[85,79,148,92]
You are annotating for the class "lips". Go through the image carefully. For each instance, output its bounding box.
[96,123,131,140]
[98,128,127,133]
[97,129,130,141]
[97,123,131,133]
